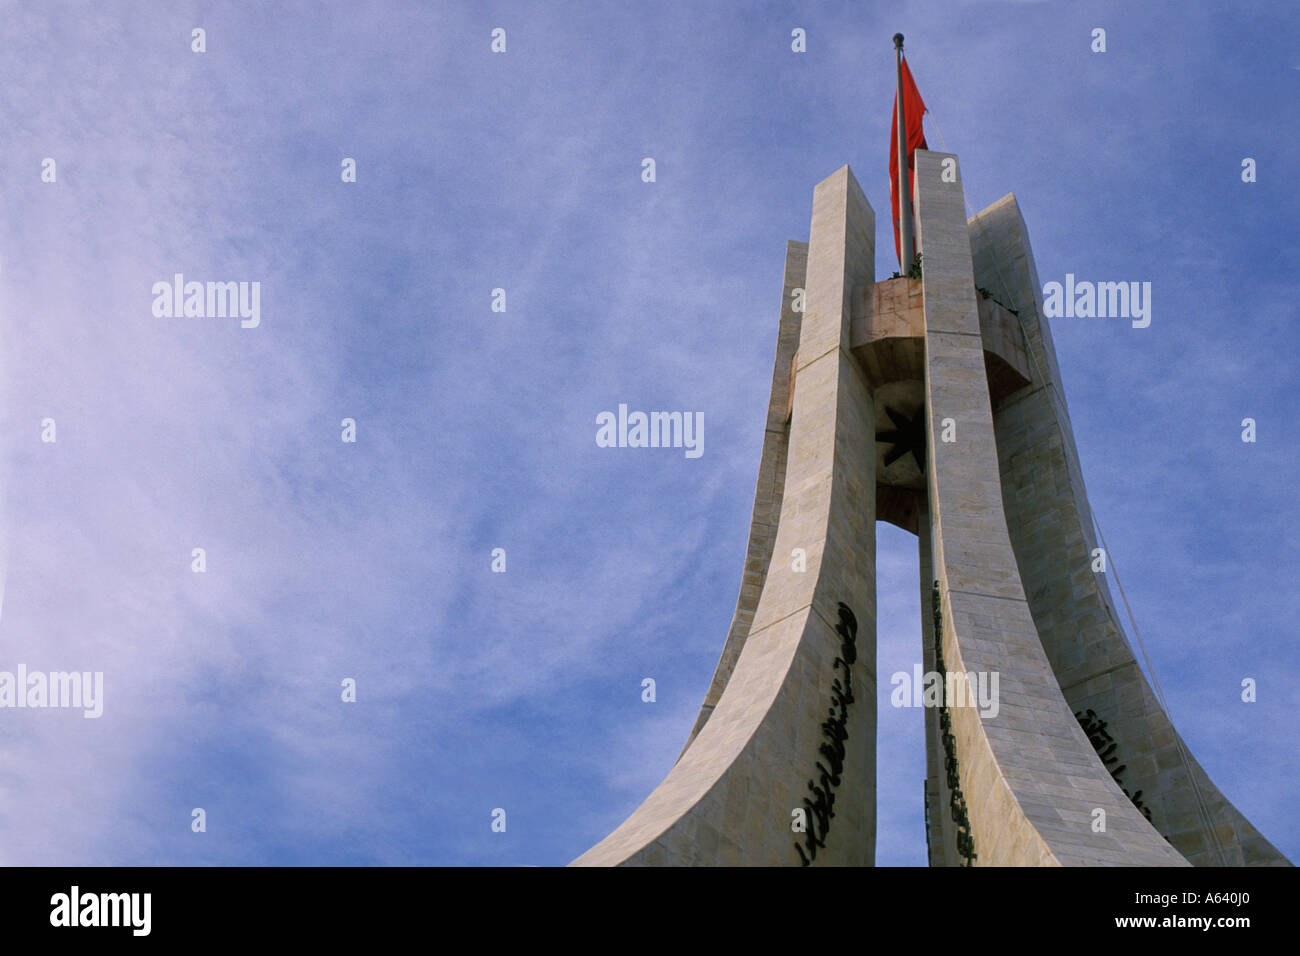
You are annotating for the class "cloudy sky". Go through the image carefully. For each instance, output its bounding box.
[0,0,1295,866]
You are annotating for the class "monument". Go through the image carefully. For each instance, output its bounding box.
[572,41,1290,867]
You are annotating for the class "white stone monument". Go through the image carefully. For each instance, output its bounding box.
[572,157,1291,867]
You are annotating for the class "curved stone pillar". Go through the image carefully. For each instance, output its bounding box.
[913,150,1188,865]
[573,166,878,866]
[970,194,1291,867]
[678,239,806,757]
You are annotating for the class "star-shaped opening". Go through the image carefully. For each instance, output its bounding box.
[876,406,926,471]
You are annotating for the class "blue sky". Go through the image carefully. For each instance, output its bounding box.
[0,0,1295,866]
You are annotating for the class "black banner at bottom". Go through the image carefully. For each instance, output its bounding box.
[1,864,1292,942]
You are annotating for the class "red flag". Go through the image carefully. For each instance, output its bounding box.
[889,56,927,266]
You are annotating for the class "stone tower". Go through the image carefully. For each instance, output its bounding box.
[571,155,1291,867]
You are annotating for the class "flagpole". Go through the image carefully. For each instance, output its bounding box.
[894,33,914,269]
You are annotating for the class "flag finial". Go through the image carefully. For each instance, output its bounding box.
[893,33,904,50]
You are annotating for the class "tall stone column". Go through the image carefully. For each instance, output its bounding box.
[972,194,1291,866]
[679,239,806,757]
[914,149,1186,865]
[572,166,879,866]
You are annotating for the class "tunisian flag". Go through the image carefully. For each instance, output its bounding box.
[889,56,928,266]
